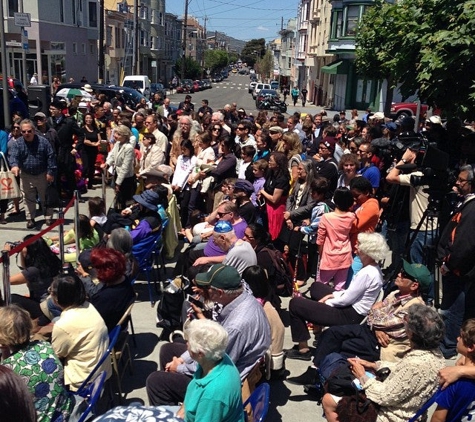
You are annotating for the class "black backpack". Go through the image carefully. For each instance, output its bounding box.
[262,246,294,296]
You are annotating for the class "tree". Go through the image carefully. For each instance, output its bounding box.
[204,50,229,74]
[255,50,273,82]
[240,38,266,68]
[173,56,202,80]
[356,0,475,118]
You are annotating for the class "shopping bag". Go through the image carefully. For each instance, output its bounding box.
[0,152,21,200]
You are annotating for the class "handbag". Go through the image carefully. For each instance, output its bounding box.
[0,152,21,200]
[336,390,379,422]
[45,183,61,208]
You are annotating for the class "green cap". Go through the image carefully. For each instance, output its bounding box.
[402,259,431,292]
[195,264,241,290]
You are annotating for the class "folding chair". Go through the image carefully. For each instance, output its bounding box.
[110,301,135,401]
[132,230,166,306]
[74,371,107,422]
[76,325,121,393]
[243,382,270,422]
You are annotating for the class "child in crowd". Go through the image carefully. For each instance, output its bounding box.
[251,159,268,207]
[299,177,330,280]
[316,188,355,290]
[88,196,107,229]
[431,319,475,422]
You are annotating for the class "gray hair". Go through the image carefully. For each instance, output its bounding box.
[405,303,445,350]
[212,111,224,122]
[185,319,228,361]
[107,228,133,255]
[459,164,474,182]
[357,232,390,262]
[115,125,132,138]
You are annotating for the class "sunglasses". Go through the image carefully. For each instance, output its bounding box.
[21,130,33,134]
[217,211,231,218]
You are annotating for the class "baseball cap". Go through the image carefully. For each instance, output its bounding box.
[78,102,88,108]
[402,259,431,292]
[195,264,242,290]
[34,112,47,119]
[321,136,336,153]
[383,122,399,132]
[370,111,385,120]
[214,220,233,233]
[429,115,442,125]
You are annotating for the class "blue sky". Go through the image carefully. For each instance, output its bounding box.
[167,0,298,42]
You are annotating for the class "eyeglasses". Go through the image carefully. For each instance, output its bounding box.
[212,127,221,131]
[318,146,328,150]
[217,211,231,218]
[357,149,367,154]
[243,233,255,240]
[21,130,33,134]
[145,121,153,125]
[13,126,20,130]
[457,177,470,184]
[237,127,245,130]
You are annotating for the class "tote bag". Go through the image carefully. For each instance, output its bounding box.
[0,152,21,200]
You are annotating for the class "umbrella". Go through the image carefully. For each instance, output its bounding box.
[55,88,92,99]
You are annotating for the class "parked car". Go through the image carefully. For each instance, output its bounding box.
[201,79,212,89]
[121,75,151,97]
[211,74,223,82]
[176,79,194,93]
[255,89,280,107]
[248,81,257,94]
[389,102,429,119]
[150,82,167,99]
[252,83,271,100]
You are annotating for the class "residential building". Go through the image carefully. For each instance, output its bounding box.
[184,16,205,69]
[164,13,182,84]
[276,18,297,91]
[2,0,100,85]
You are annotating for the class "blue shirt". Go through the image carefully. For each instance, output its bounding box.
[358,164,380,188]
[435,378,475,422]
[9,134,57,176]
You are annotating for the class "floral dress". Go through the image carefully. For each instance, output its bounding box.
[3,341,72,422]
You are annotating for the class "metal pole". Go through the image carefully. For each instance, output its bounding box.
[1,250,11,305]
[58,208,65,266]
[98,0,105,83]
[102,168,106,210]
[0,0,11,127]
[74,190,80,263]
[19,0,27,87]
[181,0,189,80]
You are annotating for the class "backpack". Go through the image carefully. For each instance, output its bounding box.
[262,246,294,297]
[304,352,349,403]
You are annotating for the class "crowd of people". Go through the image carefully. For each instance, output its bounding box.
[3,90,475,421]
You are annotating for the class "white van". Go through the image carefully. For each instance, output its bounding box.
[121,75,151,97]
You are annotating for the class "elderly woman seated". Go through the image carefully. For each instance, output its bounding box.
[322,303,446,422]
[286,232,389,361]
[0,305,73,421]
[172,319,244,421]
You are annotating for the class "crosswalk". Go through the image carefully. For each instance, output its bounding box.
[213,82,248,90]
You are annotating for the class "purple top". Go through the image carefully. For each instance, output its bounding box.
[204,219,248,257]
[252,177,266,206]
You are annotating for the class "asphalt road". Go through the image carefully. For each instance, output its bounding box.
[1,80,448,420]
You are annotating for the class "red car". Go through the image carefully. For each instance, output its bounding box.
[389,102,429,120]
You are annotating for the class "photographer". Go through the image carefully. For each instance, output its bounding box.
[437,164,475,359]
[386,139,437,288]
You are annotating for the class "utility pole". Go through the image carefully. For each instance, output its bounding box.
[0,0,11,126]
[98,0,105,82]
[181,0,189,81]
[19,0,28,86]
[133,0,139,74]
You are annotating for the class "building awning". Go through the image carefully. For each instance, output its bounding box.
[321,60,349,75]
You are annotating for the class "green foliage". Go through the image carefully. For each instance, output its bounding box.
[241,38,266,68]
[204,50,229,73]
[174,56,202,80]
[255,50,273,81]
[356,0,475,118]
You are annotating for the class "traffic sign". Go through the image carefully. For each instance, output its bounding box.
[6,41,22,47]
[14,12,31,27]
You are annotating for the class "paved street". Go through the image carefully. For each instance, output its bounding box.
[1,77,449,420]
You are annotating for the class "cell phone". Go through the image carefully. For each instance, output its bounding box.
[186,294,205,309]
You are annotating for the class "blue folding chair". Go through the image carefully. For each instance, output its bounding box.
[243,383,270,422]
[74,371,107,422]
[76,325,121,393]
[132,227,167,306]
